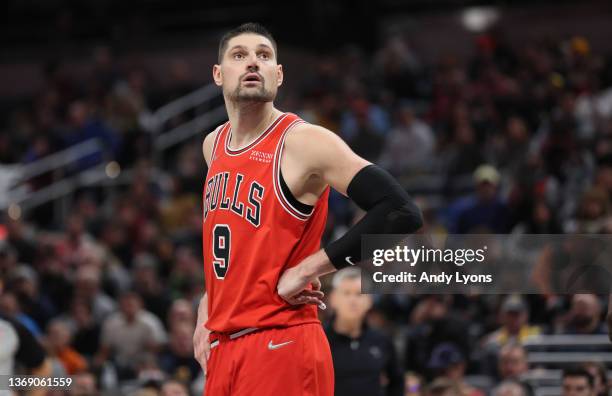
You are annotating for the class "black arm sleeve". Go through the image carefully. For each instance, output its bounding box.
[324,164,423,269]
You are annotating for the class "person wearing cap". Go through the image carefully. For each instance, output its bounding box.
[449,164,512,234]
[483,296,540,349]
[480,296,540,380]
[427,342,484,396]
[325,267,404,396]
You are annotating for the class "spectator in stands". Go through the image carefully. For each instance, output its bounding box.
[128,352,166,393]
[449,165,512,233]
[497,342,528,379]
[72,265,116,322]
[496,343,533,396]
[68,372,100,396]
[340,96,390,162]
[480,296,539,380]
[158,322,199,384]
[160,379,190,396]
[0,242,18,280]
[62,100,121,170]
[559,294,606,335]
[131,253,171,321]
[581,362,608,396]
[56,214,99,269]
[492,381,527,396]
[511,199,562,234]
[4,218,37,265]
[482,296,540,349]
[487,116,532,178]
[95,291,167,380]
[379,103,435,176]
[405,295,471,377]
[68,299,101,360]
[441,119,486,180]
[424,377,462,396]
[165,299,195,333]
[562,366,596,396]
[0,289,43,337]
[566,187,611,233]
[427,342,484,396]
[7,264,56,331]
[45,319,88,375]
[325,267,404,396]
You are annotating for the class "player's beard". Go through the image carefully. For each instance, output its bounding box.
[227,75,275,103]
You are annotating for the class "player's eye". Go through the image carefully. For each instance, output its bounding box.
[233,52,245,60]
[258,52,270,60]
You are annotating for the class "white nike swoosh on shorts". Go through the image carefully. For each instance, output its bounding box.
[268,340,293,350]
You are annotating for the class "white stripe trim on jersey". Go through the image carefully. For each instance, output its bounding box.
[224,113,287,156]
[272,119,313,221]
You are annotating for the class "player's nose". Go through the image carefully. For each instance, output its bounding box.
[246,54,260,70]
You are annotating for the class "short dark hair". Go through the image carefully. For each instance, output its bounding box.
[218,22,277,63]
[563,366,595,388]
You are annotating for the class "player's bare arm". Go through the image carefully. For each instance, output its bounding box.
[192,130,218,373]
[277,123,423,303]
[193,293,211,372]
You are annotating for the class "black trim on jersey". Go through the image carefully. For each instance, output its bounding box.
[279,169,314,214]
[246,182,264,227]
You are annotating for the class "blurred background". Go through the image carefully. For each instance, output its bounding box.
[1,0,612,395]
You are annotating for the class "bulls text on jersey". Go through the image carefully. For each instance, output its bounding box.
[204,171,264,227]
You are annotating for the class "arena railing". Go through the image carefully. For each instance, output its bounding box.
[0,138,104,211]
[2,83,225,222]
[522,334,612,366]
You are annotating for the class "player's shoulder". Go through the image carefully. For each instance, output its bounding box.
[202,122,227,165]
[284,121,341,150]
[204,122,226,146]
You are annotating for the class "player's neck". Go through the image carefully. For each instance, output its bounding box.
[333,317,363,339]
[226,101,280,147]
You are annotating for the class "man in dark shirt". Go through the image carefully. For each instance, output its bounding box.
[325,268,403,396]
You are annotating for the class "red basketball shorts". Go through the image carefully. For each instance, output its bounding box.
[204,323,334,396]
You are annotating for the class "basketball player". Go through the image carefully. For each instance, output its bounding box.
[194,23,423,396]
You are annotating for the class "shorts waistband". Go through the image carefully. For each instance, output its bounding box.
[210,327,259,349]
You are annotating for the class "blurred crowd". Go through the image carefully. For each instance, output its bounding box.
[2,26,612,396]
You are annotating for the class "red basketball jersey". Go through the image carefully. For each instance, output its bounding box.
[202,112,329,333]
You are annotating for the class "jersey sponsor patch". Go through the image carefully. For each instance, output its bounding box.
[249,150,273,163]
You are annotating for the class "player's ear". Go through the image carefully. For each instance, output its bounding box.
[276,64,283,87]
[212,64,222,87]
